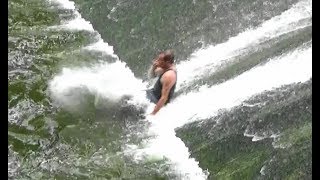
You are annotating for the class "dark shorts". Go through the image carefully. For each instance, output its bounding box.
[146,89,158,104]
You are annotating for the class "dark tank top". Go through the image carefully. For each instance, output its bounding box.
[151,69,177,104]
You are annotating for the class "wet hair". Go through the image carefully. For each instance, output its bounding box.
[163,49,174,64]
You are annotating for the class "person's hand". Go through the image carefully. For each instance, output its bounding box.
[146,114,156,121]
[148,109,157,116]
[154,67,164,76]
[152,59,159,68]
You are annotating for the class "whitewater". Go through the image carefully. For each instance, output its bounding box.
[48,0,312,179]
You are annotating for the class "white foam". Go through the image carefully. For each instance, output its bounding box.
[49,61,149,107]
[176,0,312,90]
[139,43,311,179]
[50,0,76,10]
[83,39,118,58]
[126,1,312,178]
[141,122,209,180]
[47,0,312,178]
[243,131,268,142]
[157,43,311,126]
[50,11,95,31]
[47,0,147,107]
[244,127,281,142]
[48,0,118,59]
[48,0,93,31]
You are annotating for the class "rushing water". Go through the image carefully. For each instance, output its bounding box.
[8,0,311,179]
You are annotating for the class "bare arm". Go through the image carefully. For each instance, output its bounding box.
[151,72,176,115]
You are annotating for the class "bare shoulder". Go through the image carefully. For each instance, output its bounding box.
[162,69,177,83]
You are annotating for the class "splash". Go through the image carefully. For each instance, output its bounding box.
[176,0,311,90]
[48,0,150,109]
[137,42,311,179]
[83,39,118,58]
[49,61,149,109]
[46,0,312,179]
[48,0,94,31]
[50,0,75,10]
[158,43,311,127]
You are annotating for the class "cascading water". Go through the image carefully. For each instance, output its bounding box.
[8,0,312,179]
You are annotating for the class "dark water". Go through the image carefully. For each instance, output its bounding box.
[8,0,311,179]
[176,79,312,179]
